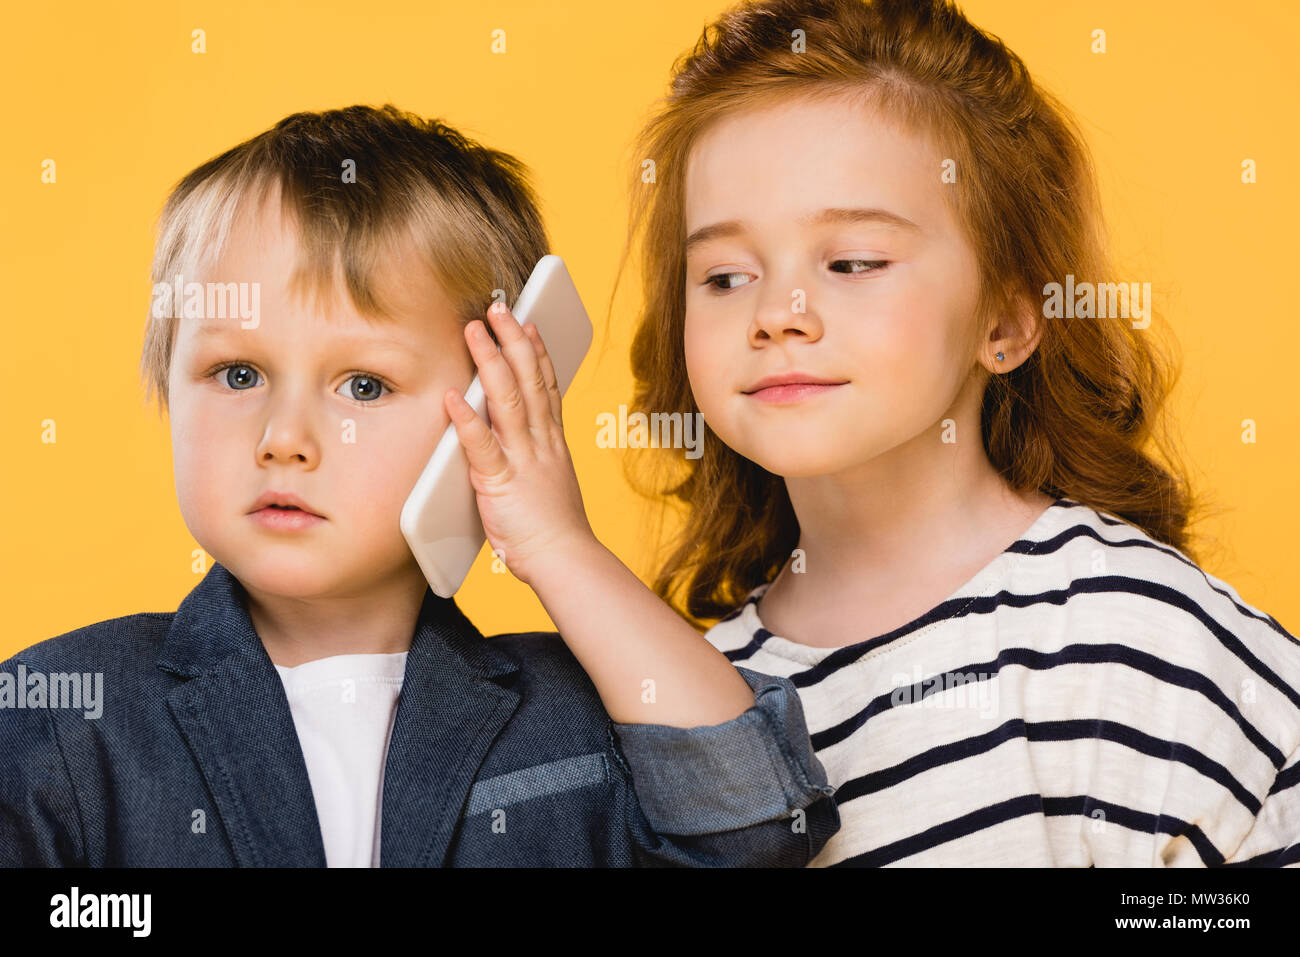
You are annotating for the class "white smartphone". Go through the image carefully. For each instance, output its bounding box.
[400,255,594,597]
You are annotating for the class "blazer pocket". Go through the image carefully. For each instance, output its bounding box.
[465,752,609,817]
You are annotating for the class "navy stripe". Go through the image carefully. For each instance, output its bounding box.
[1081,577,1300,706]
[719,516,1293,669]
[829,717,1261,817]
[721,627,776,664]
[718,511,1078,663]
[1041,795,1224,865]
[715,599,752,625]
[772,571,1123,680]
[1268,759,1300,797]
[808,642,1285,768]
[1221,842,1300,867]
[718,501,1059,659]
[831,794,1047,867]
[777,576,1300,716]
[1007,520,1295,644]
[1055,498,1130,527]
[1032,721,1259,814]
[830,793,1223,866]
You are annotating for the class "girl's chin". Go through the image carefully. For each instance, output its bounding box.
[720,427,850,476]
[745,448,860,480]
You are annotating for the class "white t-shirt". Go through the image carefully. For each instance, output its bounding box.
[703,497,1300,867]
[274,652,408,867]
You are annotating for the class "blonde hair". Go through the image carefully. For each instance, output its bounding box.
[615,0,1210,626]
[140,103,550,414]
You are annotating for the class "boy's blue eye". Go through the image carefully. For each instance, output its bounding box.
[211,363,388,402]
[341,375,385,402]
[225,365,260,389]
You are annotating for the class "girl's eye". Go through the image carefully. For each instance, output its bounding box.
[704,260,888,291]
[338,373,387,402]
[831,259,890,275]
[704,271,754,292]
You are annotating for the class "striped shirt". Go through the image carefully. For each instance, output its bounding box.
[703,497,1300,866]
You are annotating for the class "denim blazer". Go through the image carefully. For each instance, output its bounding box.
[0,561,838,866]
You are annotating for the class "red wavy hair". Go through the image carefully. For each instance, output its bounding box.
[612,0,1213,627]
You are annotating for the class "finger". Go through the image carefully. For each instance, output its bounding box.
[444,387,511,480]
[523,322,563,426]
[464,317,529,452]
[486,302,554,435]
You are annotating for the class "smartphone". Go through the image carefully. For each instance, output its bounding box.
[400,255,594,597]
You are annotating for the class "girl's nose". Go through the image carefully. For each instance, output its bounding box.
[747,288,824,346]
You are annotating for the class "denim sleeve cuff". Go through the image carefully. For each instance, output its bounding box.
[611,666,836,836]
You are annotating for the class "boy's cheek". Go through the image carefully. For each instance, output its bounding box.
[168,398,441,520]
[172,449,237,533]
[368,401,453,470]
[167,387,228,448]
[169,409,247,528]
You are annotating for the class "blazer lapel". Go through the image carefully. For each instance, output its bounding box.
[157,562,327,866]
[156,560,525,868]
[378,588,521,867]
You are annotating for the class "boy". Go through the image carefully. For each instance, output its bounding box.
[0,105,838,866]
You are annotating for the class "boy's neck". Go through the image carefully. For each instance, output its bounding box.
[243,566,429,669]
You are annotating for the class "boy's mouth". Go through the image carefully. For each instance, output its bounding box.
[248,490,326,518]
[249,506,326,532]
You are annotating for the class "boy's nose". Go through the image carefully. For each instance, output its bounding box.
[256,416,322,468]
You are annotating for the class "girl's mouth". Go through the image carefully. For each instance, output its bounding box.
[745,382,846,404]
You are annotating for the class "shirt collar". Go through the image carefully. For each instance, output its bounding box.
[156,560,518,681]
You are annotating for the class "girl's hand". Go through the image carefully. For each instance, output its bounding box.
[444,303,756,731]
[443,300,596,588]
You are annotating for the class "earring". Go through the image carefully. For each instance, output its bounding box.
[994,351,1005,362]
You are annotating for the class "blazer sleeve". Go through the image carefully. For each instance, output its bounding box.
[608,666,840,866]
[0,656,86,867]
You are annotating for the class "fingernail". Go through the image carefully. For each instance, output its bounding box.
[489,301,508,316]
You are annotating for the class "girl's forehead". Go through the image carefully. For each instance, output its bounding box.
[684,99,944,230]
[694,88,936,154]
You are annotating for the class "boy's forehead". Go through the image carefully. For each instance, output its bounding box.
[177,294,451,362]
[185,312,419,348]
[204,193,459,330]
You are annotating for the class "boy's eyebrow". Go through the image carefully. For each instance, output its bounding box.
[191,323,419,354]
[684,207,921,254]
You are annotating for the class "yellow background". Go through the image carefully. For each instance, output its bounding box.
[2,0,1297,657]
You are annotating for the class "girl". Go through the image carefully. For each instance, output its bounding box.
[444,0,1299,866]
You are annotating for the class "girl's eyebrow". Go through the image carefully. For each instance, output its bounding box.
[684,207,921,254]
